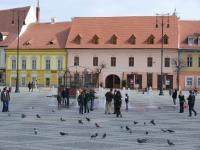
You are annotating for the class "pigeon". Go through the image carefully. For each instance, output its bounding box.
[52,109,55,112]
[144,122,146,125]
[78,119,83,124]
[126,126,130,131]
[167,139,175,146]
[21,114,26,118]
[129,130,133,134]
[60,132,68,136]
[60,117,66,122]
[145,131,149,135]
[36,114,41,118]
[34,128,38,135]
[161,129,168,132]
[32,106,34,109]
[95,123,101,128]
[120,126,124,129]
[134,121,139,125]
[86,117,90,122]
[150,119,156,126]
[137,138,148,143]
[167,129,175,133]
[8,113,11,117]
[91,133,98,139]
[102,133,106,139]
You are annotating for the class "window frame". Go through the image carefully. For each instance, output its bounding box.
[188,36,194,46]
[187,56,193,67]
[21,59,27,70]
[32,59,37,70]
[111,57,116,67]
[74,56,79,66]
[11,59,16,70]
[93,57,98,66]
[164,57,170,67]
[57,59,63,70]
[129,57,134,67]
[185,76,193,87]
[147,57,153,67]
[45,59,51,70]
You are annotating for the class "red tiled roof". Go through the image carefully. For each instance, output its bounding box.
[66,16,178,49]
[179,20,200,49]
[8,22,71,49]
[0,6,30,47]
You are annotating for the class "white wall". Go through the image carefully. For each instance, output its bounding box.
[0,47,5,69]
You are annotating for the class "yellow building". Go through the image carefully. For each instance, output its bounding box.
[6,22,71,87]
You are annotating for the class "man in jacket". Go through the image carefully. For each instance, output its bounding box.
[105,89,113,114]
[187,90,197,117]
[1,87,7,112]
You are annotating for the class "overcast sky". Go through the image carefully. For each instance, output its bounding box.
[0,0,199,22]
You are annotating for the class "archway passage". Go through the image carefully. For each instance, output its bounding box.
[105,74,120,89]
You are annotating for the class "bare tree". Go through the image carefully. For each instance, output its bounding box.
[172,58,185,90]
[95,63,106,87]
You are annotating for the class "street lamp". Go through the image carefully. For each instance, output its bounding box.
[156,13,170,96]
[12,9,26,93]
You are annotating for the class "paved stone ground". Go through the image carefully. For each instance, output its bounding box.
[0,88,199,150]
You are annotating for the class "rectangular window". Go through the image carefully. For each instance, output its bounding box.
[22,60,26,70]
[12,60,16,70]
[185,77,193,87]
[188,37,194,45]
[93,57,98,66]
[74,56,79,66]
[165,58,170,67]
[32,77,36,82]
[32,60,37,70]
[111,57,116,67]
[129,57,134,67]
[57,60,63,70]
[187,56,193,67]
[147,57,153,67]
[199,57,200,67]
[46,60,51,70]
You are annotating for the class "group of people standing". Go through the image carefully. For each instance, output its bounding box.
[172,89,197,117]
[77,89,95,114]
[105,89,129,118]
[0,87,11,112]
[28,81,37,92]
[57,88,70,109]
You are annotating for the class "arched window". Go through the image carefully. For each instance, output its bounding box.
[111,34,117,44]
[45,56,51,70]
[129,34,136,44]
[0,33,3,41]
[163,34,169,44]
[147,34,155,44]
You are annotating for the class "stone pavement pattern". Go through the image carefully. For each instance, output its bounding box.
[0,89,199,150]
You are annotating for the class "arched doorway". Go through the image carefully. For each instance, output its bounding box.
[105,74,120,88]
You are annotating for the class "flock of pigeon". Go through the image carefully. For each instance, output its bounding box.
[17,110,176,147]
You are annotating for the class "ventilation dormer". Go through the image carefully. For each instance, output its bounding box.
[74,34,82,44]
[92,34,99,44]
[129,34,136,45]
[147,34,155,44]
[163,34,169,44]
[188,36,194,46]
[48,39,55,45]
[111,34,117,44]
[0,32,8,41]
[23,40,31,46]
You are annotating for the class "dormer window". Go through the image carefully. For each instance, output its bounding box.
[188,36,194,46]
[23,40,31,46]
[111,34,117,44]
[48,39,55,45]
[0,33,3,41]
[129,34,136,45]
[0,32,8,41]
[147,35,155,44]
[74,34,82,44]
[163,34,169,44]
[92,35,99,44]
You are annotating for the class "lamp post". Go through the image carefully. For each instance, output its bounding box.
[12,9,26,93]
[156,13,170,96]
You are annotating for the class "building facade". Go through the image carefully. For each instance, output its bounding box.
[179,21,200,91]
[66,16,178,89]
[0,6,38,85]
[6,22,71,87]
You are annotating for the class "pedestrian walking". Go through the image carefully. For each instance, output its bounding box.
[1,87,8,112]
[61,88,70,108]
[178,91,185,113]
[172,89,177,105]
[57,94,62,109]
[28,82,32,92]
[125,93,129,111]
[187,90,197,117]
[77,91,84,114]
[89,89,95,111]
[31,81,34,92]
[115,91,122,118]
[105,89,113,114]
[113,89,117,114]
[84,90,90,113]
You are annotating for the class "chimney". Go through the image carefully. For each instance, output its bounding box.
[51,17,56,24]
[36,0,40,22]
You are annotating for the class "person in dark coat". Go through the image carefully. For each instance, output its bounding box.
[1,87,7,112]
[57,94,62,109]
[187,90,197,117]
[89,89,95,111]
[61,88,70,108]
[125,93,129,111]
[28,82,32,92]
[115,91,122,118]
[178,91,185,113]
[77,91,84,114]
[105,89,113,114]
[172,89,177,105]
[84,90,90,113]
[113,89,117,114]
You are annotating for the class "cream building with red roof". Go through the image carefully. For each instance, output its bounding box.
[66,16,179,89]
